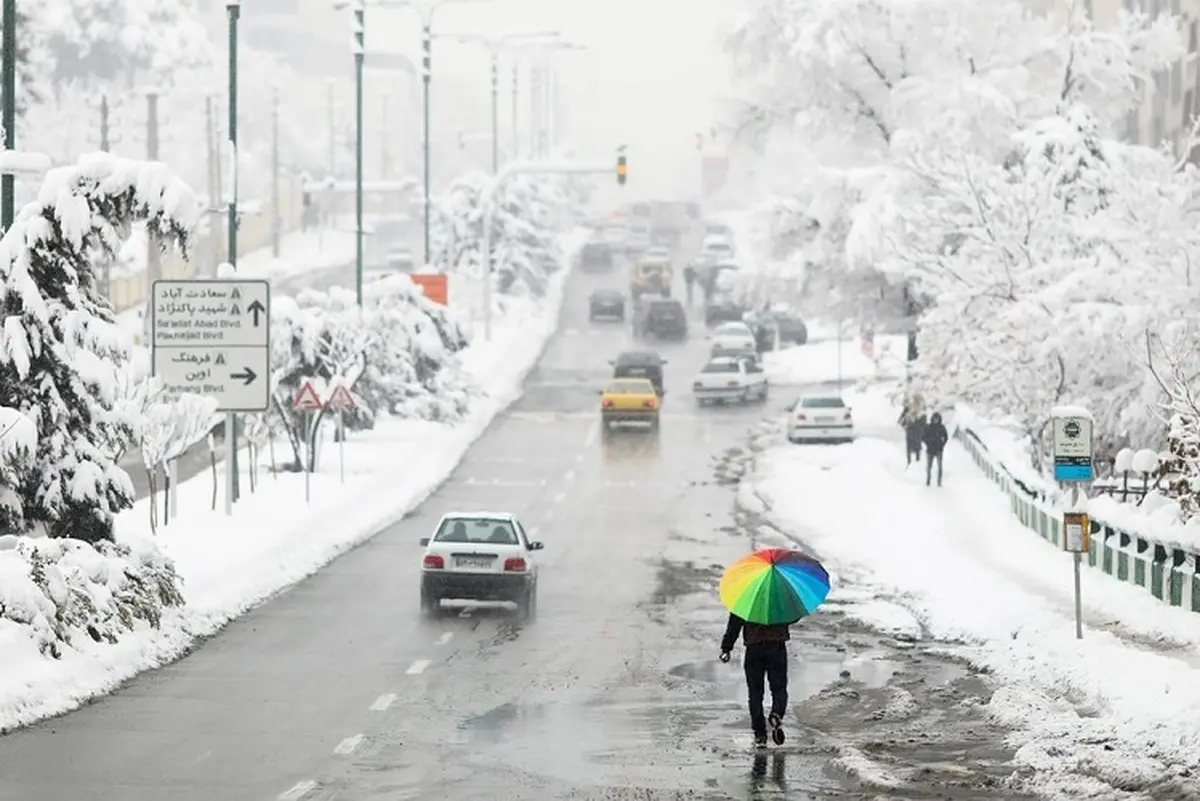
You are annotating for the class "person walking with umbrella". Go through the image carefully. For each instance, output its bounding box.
[719,548,831,749]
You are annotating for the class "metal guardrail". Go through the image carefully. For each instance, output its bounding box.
[957,428,1200,614]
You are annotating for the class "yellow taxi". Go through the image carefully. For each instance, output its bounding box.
[599,378,661,432]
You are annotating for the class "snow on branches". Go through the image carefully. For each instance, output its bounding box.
[268,278,471,472]
[430,170,575,299]
[0,152,198,542]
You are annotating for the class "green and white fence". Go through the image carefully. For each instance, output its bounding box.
[958,428,1200,614]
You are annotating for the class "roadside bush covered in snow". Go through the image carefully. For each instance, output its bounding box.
[429,169,579,298]
[0,535,184,660]
[0,152,197,543]
[268,276,472,471]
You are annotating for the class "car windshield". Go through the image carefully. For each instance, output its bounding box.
[649,303,683,318]
[605,379,655,394]
[801,397,846,409]
[582,245,611,262]
[434,517,519,545]
[702,361,738,373]
[714,323,750,336]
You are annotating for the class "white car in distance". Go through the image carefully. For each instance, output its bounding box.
[419,512,543,619]
[709,321,756,356]
[693,356,768,405]
[787,395,855,443]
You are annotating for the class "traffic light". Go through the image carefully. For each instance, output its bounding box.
[616,154,627,185]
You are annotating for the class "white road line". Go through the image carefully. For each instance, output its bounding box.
[563,469,576,482]
[583,421,599,447]
[278,780,317,800]
[553,490,567,504]
[369,693,396,711]
[436,631,453,645]
[406,659,431,675]
[543,509,555,521]
[334,734,364,755]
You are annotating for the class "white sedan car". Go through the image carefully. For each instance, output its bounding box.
[419,512,543,619]
[693,356,768,404]
[787,394,855,443]
[709,321,757,356]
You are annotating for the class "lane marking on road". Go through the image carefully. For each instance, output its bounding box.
[406,659,431,675]
[369,693,396,711]
[563,469,576,483]
[553,490,567,504]
[278,780,317,800]
[543,509,555,521]
[583,421,599,448]
[436,631,453,645]
[334,734,364,755]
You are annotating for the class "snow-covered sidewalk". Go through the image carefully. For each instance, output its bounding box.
[743,385,1200,798]
[0,229,585,731]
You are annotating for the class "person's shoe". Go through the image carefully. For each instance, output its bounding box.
[768,713,785,745]
[753,733,768,748]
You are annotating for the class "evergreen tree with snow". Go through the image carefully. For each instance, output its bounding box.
[0,153,197,542]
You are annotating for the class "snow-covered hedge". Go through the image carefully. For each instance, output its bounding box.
[0,534,183,660]
[429,169,585,298]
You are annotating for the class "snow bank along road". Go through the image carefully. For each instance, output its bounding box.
[0,260,1035,799]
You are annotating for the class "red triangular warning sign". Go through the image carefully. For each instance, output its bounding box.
[292,382,323,411]
[326,385,356,410]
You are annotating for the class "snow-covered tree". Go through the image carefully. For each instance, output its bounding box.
[0,152,198,542]
[33,0,214,90]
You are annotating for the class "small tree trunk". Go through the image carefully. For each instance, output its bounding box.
[163,463,171,525]
[269,430,278,477]
[210,448,218,512]
[248,444,257,493]
[146,468,158,535]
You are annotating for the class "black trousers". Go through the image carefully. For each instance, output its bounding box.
[744,642,788,736]
[926,450,943,486]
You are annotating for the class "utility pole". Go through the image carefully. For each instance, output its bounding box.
[327,78,336,178]
[490,54,499,172]
[421,22,432,267]
[226,0,241,509]
[511,61,519,160]
[145,92,161,344]
[381,92,390,179]
[529,65,540,157]
[1,0,17,232]
[353,0,365,307]
[206,95,225,275]
[271,85,280,257]
[99,96,110,151]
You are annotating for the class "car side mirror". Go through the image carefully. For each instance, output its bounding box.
[419,537,430,546]
[529,541,545,551]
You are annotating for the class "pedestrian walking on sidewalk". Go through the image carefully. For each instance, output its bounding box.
[683,264,696,306]
[900,406,926,466]
[720,613,790,748]
[923,411,948,486]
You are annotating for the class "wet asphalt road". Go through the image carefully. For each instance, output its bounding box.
[121,222,416,502]
[0,242,1032,799]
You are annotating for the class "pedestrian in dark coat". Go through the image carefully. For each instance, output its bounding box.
[900,407,926,466]
[721,613,790,748]
[923,411,949,486]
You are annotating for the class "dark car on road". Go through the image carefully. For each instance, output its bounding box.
[589,288,626,321]
[609,350,667,395]
[635,297,688,340]
[705,293,746,327]
[755,309,808,345]
[579,242,615,272]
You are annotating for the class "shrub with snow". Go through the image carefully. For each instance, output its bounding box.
[0,152,197,543]
[268,277,471,471]
[0,535,184,660]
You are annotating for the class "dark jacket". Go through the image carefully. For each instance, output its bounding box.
[902,411,926,448]
[721,613,789,652]
[923,413,948,454]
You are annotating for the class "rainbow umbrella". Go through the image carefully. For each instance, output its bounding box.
[719,548,831,625]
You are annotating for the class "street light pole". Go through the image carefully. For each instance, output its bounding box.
[353,0,365,306]
[511,61,519,160]
[490,53,499,173]
[1,0,17,232]
[421,20,432,267]
[226,0,241,509]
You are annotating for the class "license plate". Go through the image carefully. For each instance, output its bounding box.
[816,416,834,423]
[456,556,492,569]
[626,368,647,375]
